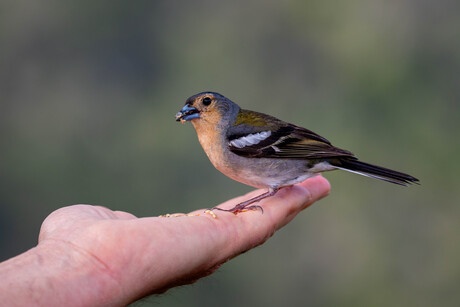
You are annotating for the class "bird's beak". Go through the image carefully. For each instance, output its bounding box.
[175,105,200,122]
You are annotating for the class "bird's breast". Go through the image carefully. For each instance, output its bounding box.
[192,120,323,189]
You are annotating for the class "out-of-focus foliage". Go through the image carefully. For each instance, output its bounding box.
[1,0,459,306]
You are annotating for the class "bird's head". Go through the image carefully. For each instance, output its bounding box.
[175,92,239,126]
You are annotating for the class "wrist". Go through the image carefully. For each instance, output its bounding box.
[0,240,124,306]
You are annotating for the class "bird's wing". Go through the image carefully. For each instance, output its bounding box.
[227,122,354,159]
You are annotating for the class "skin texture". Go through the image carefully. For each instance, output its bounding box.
[0,176,330,306]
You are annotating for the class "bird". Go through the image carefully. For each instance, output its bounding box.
[175,91,419,214]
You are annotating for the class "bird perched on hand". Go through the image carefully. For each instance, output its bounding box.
[175,91,419,214]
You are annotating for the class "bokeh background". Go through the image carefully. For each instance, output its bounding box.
[1,1,459,306]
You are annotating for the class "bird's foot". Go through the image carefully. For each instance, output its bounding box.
[212,204,264,215]
[208,188,280,215]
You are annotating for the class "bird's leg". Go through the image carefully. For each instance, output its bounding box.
[212,187,280,215]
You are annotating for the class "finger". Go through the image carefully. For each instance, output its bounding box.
[266,175,330,230]
[182,176,330,258]
[297,175,331,206]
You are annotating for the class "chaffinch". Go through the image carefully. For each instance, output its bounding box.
[175,91,419,214]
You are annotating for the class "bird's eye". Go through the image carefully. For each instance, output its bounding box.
[202,97,212,106]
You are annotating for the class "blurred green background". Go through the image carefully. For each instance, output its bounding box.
[1,1,459,306]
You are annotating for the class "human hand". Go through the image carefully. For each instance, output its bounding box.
[0,176,330,306]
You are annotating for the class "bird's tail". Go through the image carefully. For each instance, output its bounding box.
[331,158,419,186]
